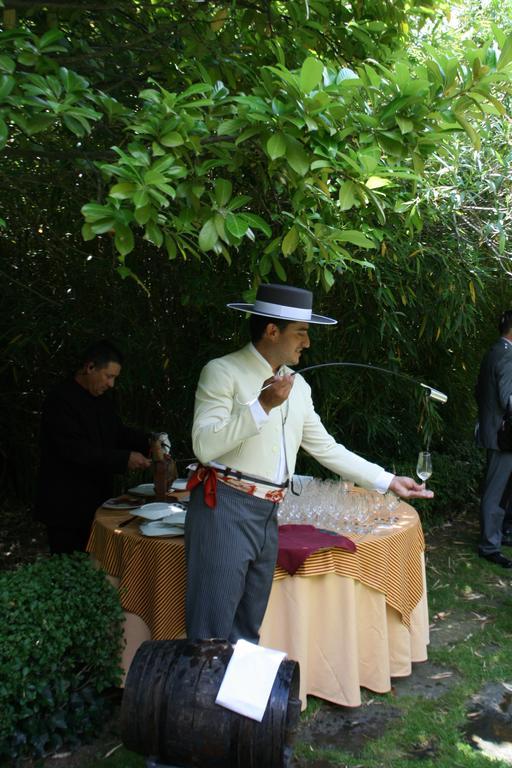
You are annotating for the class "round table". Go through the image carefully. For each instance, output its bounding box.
[87,494,429,709]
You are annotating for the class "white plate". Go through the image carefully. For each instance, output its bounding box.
[138,502,185,521]
[171,478,188,491]
[139,521,184,537]
[127,483,156,497]
[160,511,186,526]
[102,498,142,511]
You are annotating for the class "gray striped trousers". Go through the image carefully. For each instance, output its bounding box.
[184,480,279,643]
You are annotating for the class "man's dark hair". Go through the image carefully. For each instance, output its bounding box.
[79,339,124,369]
[249,314,292,344]
[499,311,512,336]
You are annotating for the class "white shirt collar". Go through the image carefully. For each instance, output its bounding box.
[248,342,288,376]
[249,342,273,372]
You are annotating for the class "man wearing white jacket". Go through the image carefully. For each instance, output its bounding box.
[185,283,432,643]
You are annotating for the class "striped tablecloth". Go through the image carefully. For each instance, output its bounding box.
[87,497,424,640]
[274,501,425,628]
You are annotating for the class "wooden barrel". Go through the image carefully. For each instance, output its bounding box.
[120,639,301,768]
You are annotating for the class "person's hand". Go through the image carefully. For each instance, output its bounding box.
[258,374,294,413]
[128,451,152,471]
[389,476,434,499]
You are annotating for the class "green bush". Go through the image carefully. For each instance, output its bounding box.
[0,554,124,765]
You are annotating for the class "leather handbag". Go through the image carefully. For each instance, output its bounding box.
[498,397,512,451]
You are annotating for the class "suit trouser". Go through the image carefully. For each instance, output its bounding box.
[184,481,279,643]
[479,449,512,554]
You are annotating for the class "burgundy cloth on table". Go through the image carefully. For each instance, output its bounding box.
[277,524,356,576]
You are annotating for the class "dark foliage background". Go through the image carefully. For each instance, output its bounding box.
[1,0,512,518]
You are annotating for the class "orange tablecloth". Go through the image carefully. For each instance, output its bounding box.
[87,496,429,708]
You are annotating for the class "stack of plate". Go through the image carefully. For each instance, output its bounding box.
[128,478,189,498]
[137,502,187,537]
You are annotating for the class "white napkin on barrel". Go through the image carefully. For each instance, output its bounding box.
[215,639,287,721]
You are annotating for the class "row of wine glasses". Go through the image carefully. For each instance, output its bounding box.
[278,477,402,534]
[278,453,432,535]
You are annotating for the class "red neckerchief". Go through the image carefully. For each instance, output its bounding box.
[186,465,217,508]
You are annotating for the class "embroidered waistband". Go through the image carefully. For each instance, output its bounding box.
[186,464,288,508]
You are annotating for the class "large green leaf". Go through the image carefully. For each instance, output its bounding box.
[285,138,310,175]
[225,213,248,239]
[300,57,324,93]
[227,195,252,211]
[217,118,244,136]
[144,221,164,247]
[240,213,272,238]
[38,28,66,50]
[366,177,391,189]
[272,255,287,280]
[321,268,335,291]
[234,126,261,145]
[454,112,481,150]
[0,56,15,74]
[267,133,286,160]
[81,203,115,222]
[134,204,153,225]
[338,181,357,211]
[497,34,512,70]
[282,226,299,255]
[114,223,135,256]
[133,189,150,208]
[165,235,177,260]
[335,230,376,249]
[0,75,15,101]
[214,178,232,207]
[109,183,136,200]
[62,114,87,136]
[144,170,166,186]
[90,218,117,234]
[198,218,219,251]
[396,116,414,134]
[160,131,184,147]
[81,222,95,241]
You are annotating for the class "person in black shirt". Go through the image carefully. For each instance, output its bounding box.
[34,340,151,554]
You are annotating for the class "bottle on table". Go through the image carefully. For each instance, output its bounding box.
[151,432,177,501]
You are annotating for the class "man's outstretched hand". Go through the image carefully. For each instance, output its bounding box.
[389,476,434,499]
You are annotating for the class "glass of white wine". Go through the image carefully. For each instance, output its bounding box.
[416,451,432,489]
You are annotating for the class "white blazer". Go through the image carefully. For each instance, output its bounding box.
[192,344,385,489]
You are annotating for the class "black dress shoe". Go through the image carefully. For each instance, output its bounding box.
[479,552,512,568]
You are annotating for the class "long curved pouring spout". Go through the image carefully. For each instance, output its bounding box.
[238,361,448,406]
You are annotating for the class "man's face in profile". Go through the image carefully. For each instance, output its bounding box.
[84,361,121,397]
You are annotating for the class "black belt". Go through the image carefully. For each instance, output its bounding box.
[222,466,289,489]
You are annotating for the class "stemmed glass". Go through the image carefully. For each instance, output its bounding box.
[416,451,432,489]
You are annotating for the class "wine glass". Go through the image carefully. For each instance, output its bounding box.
[416,451,432,489]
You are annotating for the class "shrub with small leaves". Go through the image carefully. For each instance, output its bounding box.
[0,554,124,765]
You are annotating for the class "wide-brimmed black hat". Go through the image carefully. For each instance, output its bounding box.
[227,283,337,325]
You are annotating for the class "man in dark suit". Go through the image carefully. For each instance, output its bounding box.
[34,340,151,554]
[475,310,512,567]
